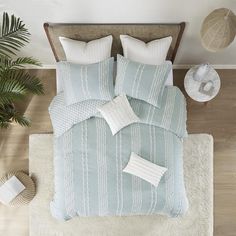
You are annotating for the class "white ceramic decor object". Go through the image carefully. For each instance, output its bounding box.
[193,63,210,81]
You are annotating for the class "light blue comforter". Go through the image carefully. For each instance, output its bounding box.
[49,86,189,221]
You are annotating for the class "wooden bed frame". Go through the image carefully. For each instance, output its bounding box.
[44,23,185,63]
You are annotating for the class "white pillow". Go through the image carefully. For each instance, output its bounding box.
[97,94,140,135]
[59,35,113,64]
[165,68,173,86]
[123,152,167,187]
[120,35,173,86]
[120,35,172,65]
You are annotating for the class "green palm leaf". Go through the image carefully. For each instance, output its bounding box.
[10,57,41,68]
[0,12,43,128]
[2,70,44,95]
[0,77,26,105]
[0,56,41,72]
[0,121,10,128]
[0,12,30,57]
[11,112,30,127]
[0,104,30,128]
[0,104,14,128]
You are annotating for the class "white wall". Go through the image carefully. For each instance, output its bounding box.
[1,0,236,67]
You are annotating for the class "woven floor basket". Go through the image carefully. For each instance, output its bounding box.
[0,171,36,206]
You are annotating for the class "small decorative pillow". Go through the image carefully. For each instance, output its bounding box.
[97,94,140,135]
[120,35,172,65]
[59,35,113,64]
[115,55,172,108]
[123,152,167,187]
[57,57,114,105]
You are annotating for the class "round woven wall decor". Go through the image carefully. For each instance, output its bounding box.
[0,171,36,206]
[200,8,236,52]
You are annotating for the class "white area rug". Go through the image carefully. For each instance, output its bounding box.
[29,134,213,236]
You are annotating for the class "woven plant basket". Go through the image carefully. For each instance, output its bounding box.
[200,8,236,52]
[0,171,36,206]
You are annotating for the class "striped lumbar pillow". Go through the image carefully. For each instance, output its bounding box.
[57,57,114,106]
[115,55,172,108]
[123,152,167,187]
[97,94,140,135]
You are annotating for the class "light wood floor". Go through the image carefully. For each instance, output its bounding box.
[0,69,235,236]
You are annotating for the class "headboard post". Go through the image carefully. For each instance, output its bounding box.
[171,22,185,62]
[44,22,185,63]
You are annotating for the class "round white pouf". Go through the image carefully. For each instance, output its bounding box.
[0,171,36,206]
[184,65,221,102]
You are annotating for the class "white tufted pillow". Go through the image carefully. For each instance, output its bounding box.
[123,152,167,187]
[59,35,113,64]
[120,35,172,65]
[97,94,139,135]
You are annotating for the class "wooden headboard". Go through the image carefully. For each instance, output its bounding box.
[44,23,185,63]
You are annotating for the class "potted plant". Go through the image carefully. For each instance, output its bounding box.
[0,12,44,128]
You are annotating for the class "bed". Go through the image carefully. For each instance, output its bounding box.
[28,22,213,236]
[44,23,190,220]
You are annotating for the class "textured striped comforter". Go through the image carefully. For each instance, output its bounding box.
[49,86,189,221]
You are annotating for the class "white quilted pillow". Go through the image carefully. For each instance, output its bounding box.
[120,35,172,65]
[59,35,113,64]
[97,94,140,135]
[123,152,167,187]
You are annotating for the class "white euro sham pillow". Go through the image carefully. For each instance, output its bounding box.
[120,35,172,65]
[120,35,173,86]
[59,35,113,64]
[123,152,167,187]
[97,94,140,135]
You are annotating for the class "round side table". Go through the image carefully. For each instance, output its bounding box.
[184,65,221,103]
